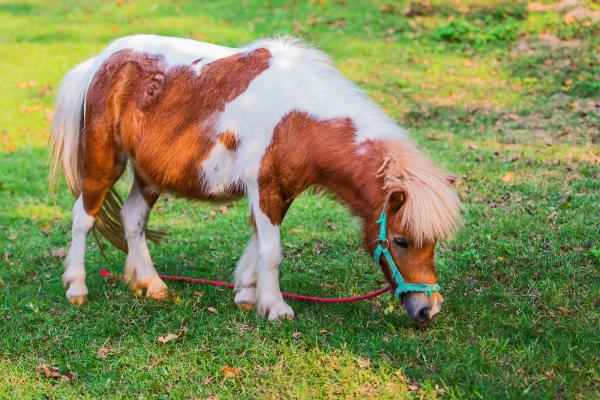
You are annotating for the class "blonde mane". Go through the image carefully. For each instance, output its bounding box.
[376,139,463,246]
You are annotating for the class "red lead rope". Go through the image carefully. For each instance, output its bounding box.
[99,269,391,303]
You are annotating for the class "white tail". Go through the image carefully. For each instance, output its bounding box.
[50,56,98,195]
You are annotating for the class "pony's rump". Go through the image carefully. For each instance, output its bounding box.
[50,49,164,252]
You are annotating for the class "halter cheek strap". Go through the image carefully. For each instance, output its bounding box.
[373,206,441,297]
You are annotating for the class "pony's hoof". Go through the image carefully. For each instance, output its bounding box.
[66,283,88,306]
[268,301,295,321]
[234,288,256,310]
[68,295,88,306]
[258,298,295,321]
[145,277,169,300]
[237,302,255,311]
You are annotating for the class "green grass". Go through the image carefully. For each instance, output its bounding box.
[0,0,599,398]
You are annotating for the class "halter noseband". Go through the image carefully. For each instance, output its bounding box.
[373,205,441,297]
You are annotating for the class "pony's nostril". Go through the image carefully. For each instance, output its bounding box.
[417,307,430,321]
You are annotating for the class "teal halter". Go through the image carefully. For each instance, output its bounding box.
[373,206,441,297]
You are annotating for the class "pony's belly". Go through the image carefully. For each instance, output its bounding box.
[133,153,246,202]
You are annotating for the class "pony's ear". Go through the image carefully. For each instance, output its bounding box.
[446,174,458,185]
[386,190,406,214]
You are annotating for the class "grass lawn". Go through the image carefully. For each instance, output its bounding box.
[0,0,598,398]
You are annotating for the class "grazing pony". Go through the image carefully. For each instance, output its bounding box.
[51,35,462,322]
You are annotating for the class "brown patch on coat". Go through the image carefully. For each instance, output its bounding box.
[82,47,271,208]
[219,130,240,151]
[257,111,439,288]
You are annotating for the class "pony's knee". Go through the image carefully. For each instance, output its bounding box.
[71,196,95,233]
[255,225,282,268]
[249,197,283,268]
[258,239,282,268]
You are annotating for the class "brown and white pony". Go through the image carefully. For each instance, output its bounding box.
[51,35,461,322]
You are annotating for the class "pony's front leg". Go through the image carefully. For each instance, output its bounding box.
[234,235,259,309]
[63,196,95,305]
[249,196,294,321]
[121,178,168,299]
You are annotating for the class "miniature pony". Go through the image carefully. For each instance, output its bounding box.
[51,35,461,322]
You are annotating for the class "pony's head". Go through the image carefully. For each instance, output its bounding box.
[367,139,462,323]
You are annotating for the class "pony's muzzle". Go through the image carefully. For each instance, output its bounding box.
[401,292,443,323]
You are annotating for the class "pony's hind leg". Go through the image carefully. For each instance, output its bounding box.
[63,195,95,305]
[121,176,168,299]
[63,152,124,305]
[234,234,259,309]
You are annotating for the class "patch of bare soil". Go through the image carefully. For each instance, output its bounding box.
[494,95,599,145]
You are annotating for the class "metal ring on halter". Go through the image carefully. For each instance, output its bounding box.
[378,238,390,249]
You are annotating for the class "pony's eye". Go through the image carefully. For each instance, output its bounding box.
[393,237,409,249]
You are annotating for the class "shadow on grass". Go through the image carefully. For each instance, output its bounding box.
[0,2,37,16]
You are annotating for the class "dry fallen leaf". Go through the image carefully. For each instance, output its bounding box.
[35,365,76,382]
[61,372,77,382]
[222,365,241,377]
[97,346,114,360]
[563,13,576,24]
[17,80,38,89]
[219,205,229,214]
[407,384,421,392]
[206,306,218,314]
[208,210,217,217]
[157,331,184,344]
[556,306,570,315]
[39,85,52,96]
[547,211,558,220]
[292,331,302,339]
[150,358,162,367]
[35,365,61,378]
[502,172,514,183]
